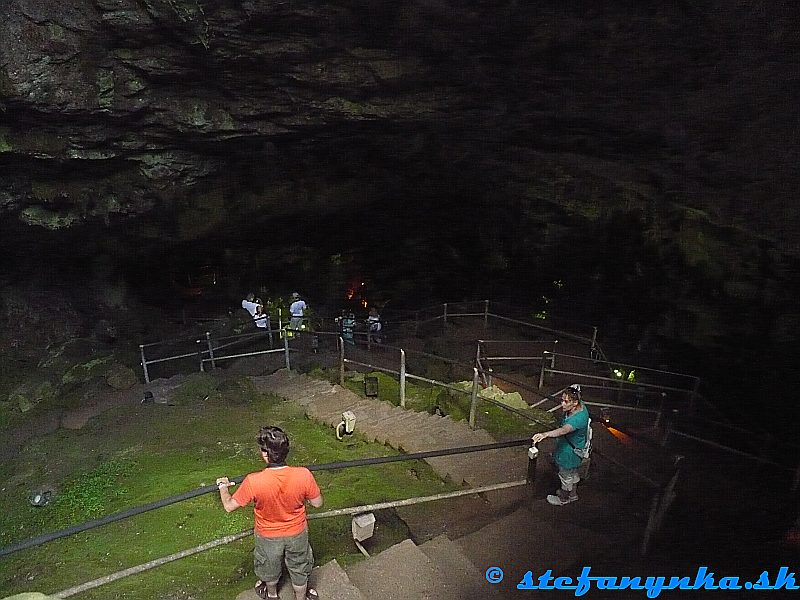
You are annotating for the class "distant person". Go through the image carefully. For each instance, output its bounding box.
[216,426,322,600]
[366,307,382,343]
[289,292,307,331]
[254,304,270,329]
[242,293,260,318]
[531,384,590,505]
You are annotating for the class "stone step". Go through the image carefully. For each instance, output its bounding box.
[381,408,429,432]
[419,534,502,599]
[297,380,336,401]
[346,402,398,427]
[455,505,620,598]
[382,414,432,447]
[346,539,465,600]
[425,455,468,484]
[259,370,529,493]
[306,395,364,422]
[316,401,377,427]
[234,559,365,600]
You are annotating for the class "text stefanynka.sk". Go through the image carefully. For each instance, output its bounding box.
[483,565,798,597]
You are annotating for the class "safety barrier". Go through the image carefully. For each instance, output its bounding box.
[138,299,796,480]
[52,480,530,598]
[2,426,683,598]
[336,338,675,497]
[338,338,558,431]
[0,439,534,561]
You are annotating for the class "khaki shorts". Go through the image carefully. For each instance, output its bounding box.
[254,528,313,587]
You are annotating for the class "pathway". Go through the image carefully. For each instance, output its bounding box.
[233,369,658,600]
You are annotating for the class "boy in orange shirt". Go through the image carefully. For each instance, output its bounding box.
[217,426,323,600]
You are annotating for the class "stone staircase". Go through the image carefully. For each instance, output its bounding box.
[250,369,528,487]
[232,499,646,600]
[237,369,657,600]
[234,534,501,600]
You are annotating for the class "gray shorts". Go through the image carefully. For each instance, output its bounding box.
[254,528,313,587]
[558,467,581,491]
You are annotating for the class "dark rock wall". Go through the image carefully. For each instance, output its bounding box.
[1,0,799,405]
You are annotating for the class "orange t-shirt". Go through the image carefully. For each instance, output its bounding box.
[232,466,321,537]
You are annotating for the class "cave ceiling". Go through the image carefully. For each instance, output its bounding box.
[0,0,798,265]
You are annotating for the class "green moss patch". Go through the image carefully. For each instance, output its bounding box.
[0,391,455,599]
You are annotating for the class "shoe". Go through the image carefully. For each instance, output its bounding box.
[546,490,578,505]
[307,588,319,600]
[254,581,278,599]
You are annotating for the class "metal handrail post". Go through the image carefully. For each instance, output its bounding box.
[468,367,479,429]
[283,332,290,370]
[484,299,489,329]
[591,326,598,358]
[654,393,665,429]
[443,303,448,326]
[539,351,549,389]
[267,317,273,348]
[414,311,419,336]
[277,308,283,338]
[640,492,661,556]
[339,337,345,386]
[527,444,539,486]
[205,332,216,370]
[689,377,700,415]
[399,349,407,408]
[139,345,150,384]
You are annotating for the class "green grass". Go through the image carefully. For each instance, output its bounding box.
[0,390,455,600]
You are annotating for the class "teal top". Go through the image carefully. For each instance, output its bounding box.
[553,404,589,469]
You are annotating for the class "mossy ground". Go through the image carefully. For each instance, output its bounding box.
[0,384,455,599]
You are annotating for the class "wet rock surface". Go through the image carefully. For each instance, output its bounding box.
[1,0,800,419]
[1,0,798,247]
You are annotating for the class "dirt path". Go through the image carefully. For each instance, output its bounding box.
[0,375,192,461]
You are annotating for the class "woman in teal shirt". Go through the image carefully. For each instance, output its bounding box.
[532,385,589,505]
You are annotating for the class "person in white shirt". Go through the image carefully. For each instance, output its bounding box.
[242,293,260,318]
[254,304,270,329]
[366,307,382,343]
[289,292,307,330]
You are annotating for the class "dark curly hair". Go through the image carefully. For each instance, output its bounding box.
[257,426,290,464]
[563,384,582,402]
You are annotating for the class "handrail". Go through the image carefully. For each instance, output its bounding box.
[53,479,530,598]
[543,351,700,382]
[0,439,531,558]
[340,347,671,491]
[488,313,594,344]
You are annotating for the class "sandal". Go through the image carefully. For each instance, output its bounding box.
[254,580,278,600]
[306,588,319,600]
